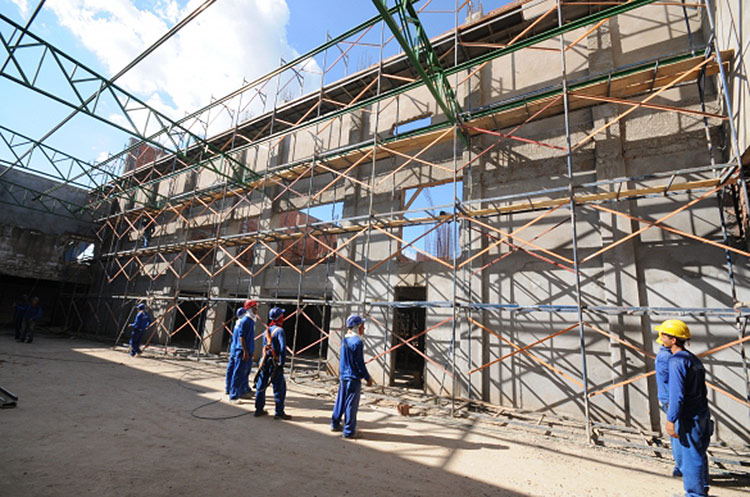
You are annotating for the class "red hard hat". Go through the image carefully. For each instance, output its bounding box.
[243,299,258,310]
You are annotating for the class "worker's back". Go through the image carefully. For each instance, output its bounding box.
[668,350,708,418]
[339,333,367,380]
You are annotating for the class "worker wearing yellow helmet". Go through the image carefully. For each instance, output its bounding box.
[654,321,683,478]
[654,319,712,497]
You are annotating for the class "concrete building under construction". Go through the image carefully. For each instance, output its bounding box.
[1,0,749,455]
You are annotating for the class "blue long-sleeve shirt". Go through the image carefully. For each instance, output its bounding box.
[339,332,370,382]
[130,311,151,332]
[262,325,286,367]
[14,303,27,320]
[666,350,709,422]
[24,304,42,321]
[230,315,255,356]
[655,345,672,408]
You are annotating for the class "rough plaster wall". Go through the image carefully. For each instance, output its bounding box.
[715,0,750,158]
[0,167,92,234]
[0,224,90,283]
[0,168,93,283]
[614,5,705,67]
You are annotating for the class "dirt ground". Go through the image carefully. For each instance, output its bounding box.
[1,333,748,497]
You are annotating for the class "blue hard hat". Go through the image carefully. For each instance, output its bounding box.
[137,303,146,310]
[346,314,365,328]
[269,306,285,321]
[236,308,246,318]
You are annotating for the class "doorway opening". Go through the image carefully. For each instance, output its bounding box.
[391,286,426,389]
[171,295,206,348]
[274,303,330,358]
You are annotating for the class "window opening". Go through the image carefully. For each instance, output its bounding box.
[393,115,432,136]
[402,181,461,261]
[276,202,342,265]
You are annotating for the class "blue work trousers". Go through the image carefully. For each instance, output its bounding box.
[226,353,251,399]
[129,328,144,356]
[21,320,36,342]
[661,403,683,476]
[14,314,24,340]
[676,414,712,497]
[255,361,286,415]
[331,379,362,437]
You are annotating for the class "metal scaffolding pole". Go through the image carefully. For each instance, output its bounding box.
[557,0,593,443]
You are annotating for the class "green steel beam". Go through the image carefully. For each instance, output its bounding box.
[23,0,218,200]
[372,0,468,145]
[0,12,260,192]
[84,2,413,199]
[0,124,118,189]
[0,124,171,210]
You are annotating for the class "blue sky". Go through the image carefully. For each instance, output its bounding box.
[0,0,495,188]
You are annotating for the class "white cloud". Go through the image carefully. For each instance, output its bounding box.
[47,0,319,140]
[10,0,29,18]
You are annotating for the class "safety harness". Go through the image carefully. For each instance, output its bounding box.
[264,320,282,365]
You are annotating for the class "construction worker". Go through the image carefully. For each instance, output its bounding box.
[13,294,29,341]
[657,319,712,497]
[254,306,291,420]
[225,307,255,402]
[20,297,41,344]
[242,299,259,391]
[129,303,151,357]
[331,314,372,439]
[654,330,682,477]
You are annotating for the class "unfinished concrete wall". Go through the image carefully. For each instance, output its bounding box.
[0,167,94,284]
[88,2,749,447]
[714,0,750,159]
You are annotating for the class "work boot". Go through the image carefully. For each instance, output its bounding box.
[274,413,292,421]
[254,409,268,417]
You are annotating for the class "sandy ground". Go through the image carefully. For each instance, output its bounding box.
[1,333,748,497]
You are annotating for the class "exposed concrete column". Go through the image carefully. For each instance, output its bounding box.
[462,146,486,402]
[201,247,228,355]
[328,109,369,376]
[202,295,227,354]
[588,19,654,428]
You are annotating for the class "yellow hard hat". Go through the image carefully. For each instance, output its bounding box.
[654,319,690,340]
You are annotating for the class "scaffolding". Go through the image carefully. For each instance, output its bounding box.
[1,0,749,446]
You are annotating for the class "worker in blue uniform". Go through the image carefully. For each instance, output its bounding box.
[20,296,41,343]
[331,314,372,439]
[129,303,151,356]
[241,299,259,391]
[658,319,712,497]
[654,329,682,477]
[254,307,291,420]
[225,305,255,401]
